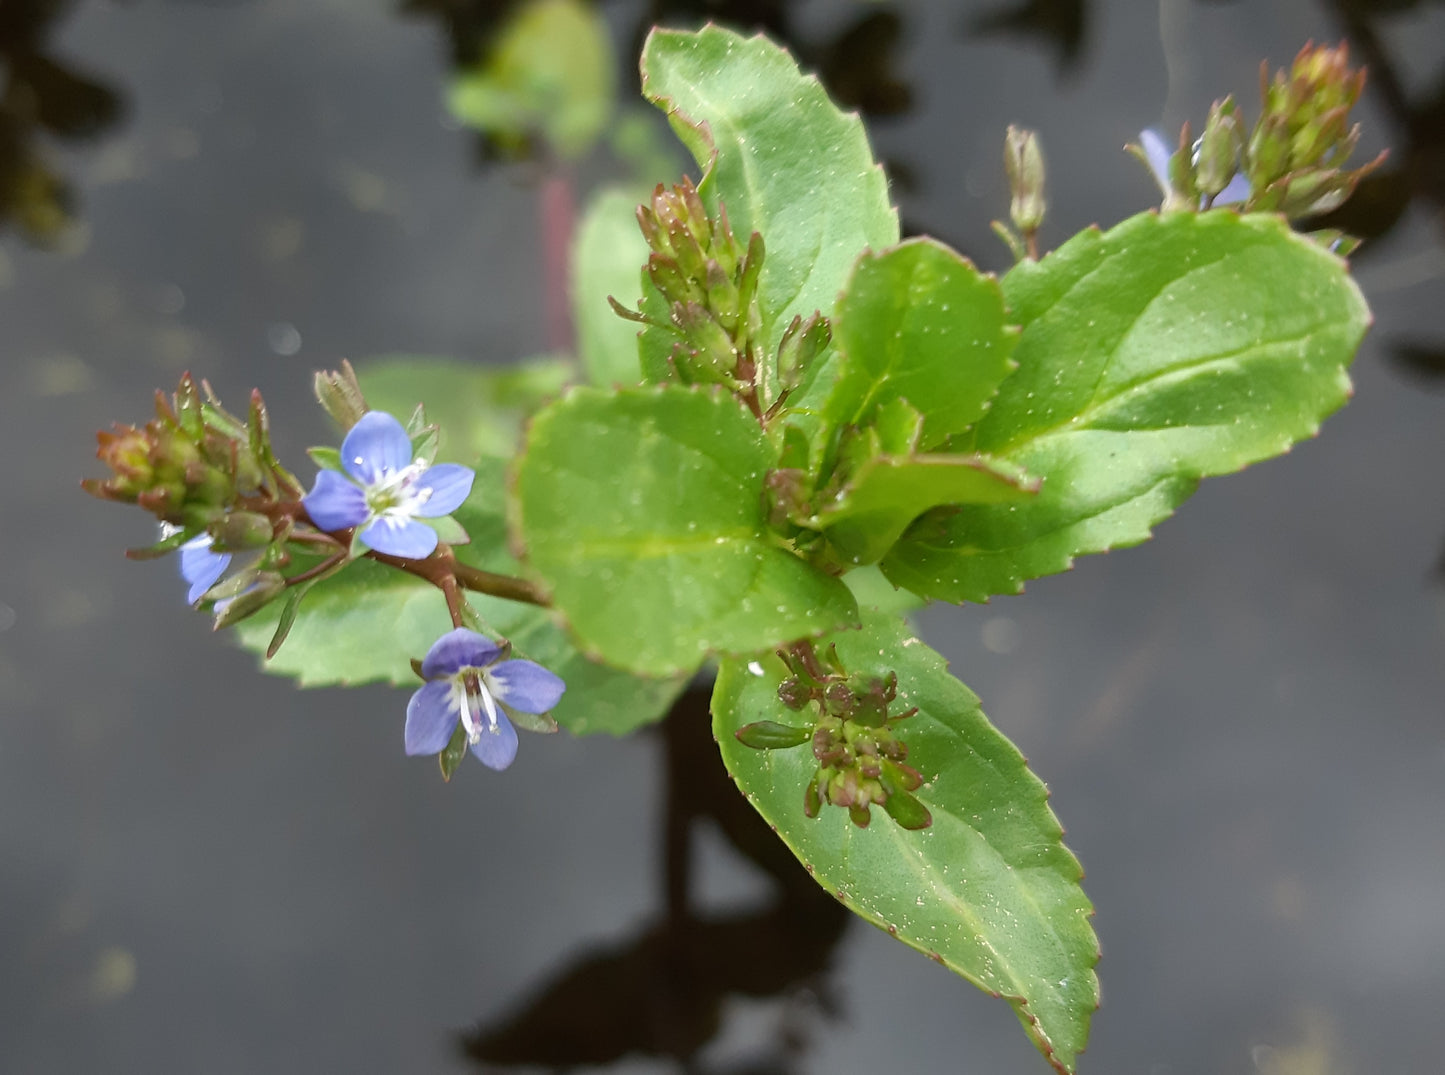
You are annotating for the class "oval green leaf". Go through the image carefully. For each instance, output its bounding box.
[883,211,1369,603]
[639,25,899,357]
[826,238,1019,449]
[714,611,1098,1073]
[514,384,859,674]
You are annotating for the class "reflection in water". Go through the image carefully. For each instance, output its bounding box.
[1319,0,1445,385]
[0,0,123,244]
[968,0,1087,73]
[404,0,912,145]
[459,686,851,1072]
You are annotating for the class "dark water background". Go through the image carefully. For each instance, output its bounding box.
[2,1,1444,1072]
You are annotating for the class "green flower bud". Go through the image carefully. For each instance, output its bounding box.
[211,571,287,628]
[776,312,831,392]
[1197,97,1244,200]
[313,361,368,434]
[1003,126,1046,235]
[212,510,276,550]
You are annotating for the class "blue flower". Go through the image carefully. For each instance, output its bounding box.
[179,534,232,604]
[404,628,566,771]
[1140,128,1251,206]
[302,411,474,560]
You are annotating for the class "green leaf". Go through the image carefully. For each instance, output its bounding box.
[355,355,572,463]
[514,384,859,675]
[307,446,343,472]
[438,723,468,781]
[825,239,1019,449]
[418,514,471,546]
[237,459,685,737]
[842,564,924,618]
[884,211,1369,603]
[639,25,898,358]
[265,579,314,659]
[447,0,615,161]
[815,452,1039,567]
[573,186,650,387]
[713,611,1098,1074]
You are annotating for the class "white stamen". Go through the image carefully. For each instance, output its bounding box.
[454,670,501,742]
[476,678,501,733]
[453,680,480,743]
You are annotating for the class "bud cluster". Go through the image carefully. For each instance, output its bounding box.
[1146,42,1383,219]
[619,178,830,415]
[1246,42,1380,216]
[83,373,302,539]
[736,644,932,830]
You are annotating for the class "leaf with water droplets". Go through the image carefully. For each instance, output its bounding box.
[823,238,1019,450]
[883,211,1369,603]
[714,610,1099,1073]
[638,25,898,366]
[514,385,858,674]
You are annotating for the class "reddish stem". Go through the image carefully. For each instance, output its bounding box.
[539,168,576,355]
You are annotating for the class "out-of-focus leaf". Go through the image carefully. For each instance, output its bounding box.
[355,354,572,463]
[447,0,614,160]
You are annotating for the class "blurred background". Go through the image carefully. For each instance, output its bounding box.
[2,0,1443,1072]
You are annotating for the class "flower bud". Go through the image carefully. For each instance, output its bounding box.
[90,425,154,496]
[1003,126,1046,235]
[211,570,287,628]
[803,776,824,818]
[776,673,813,710]
[823,680,856,718]
[776,312,831,392]
[1196,97,1244,200]
[212,510,276,550]
[314,361,368,433]
[670,302,738,383]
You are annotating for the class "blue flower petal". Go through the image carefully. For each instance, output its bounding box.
[422,628,502,679]
[341,411,414,486]
[303,470,369,531]
[414,463,475,518]
[179,536,231,604]
[469,709,518,770]
[405,681,460,755]
[1140,128,1173,195]
[1215,171,1251,206]
[359,516,438,559]
[487,659,566,714]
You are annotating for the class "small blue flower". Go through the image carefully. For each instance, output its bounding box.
[179,534,232,604]
[1140,128,1251,206]
[302,411,474,560]
[405,628,566,771]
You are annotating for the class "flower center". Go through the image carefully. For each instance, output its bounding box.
[454,669,501,744]
[365,461,432,522]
